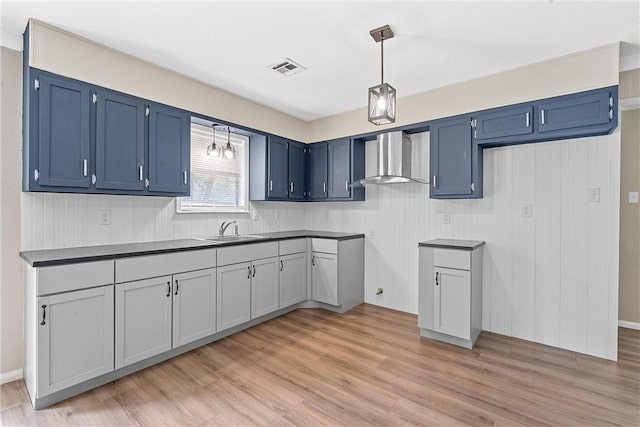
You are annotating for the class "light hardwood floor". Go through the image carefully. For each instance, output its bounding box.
[2,304,639,426]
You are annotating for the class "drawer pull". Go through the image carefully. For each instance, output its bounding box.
[247,266,251,279]
[280,260,283,271]
[40,304,47,326]
[312,256,315,266]
[435,272,439,286]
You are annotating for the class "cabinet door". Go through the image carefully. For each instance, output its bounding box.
[328,138,351,198]
[148,104,190,195]
[311,252,338,306]
[173,269,216,348]
[251,257,280,319]
[37,74,91,188]
[433,267,471,340]
[430,116,473,197]
[95,90,145,191]
[217,262,251,331]
[474,106,533,141]
[307,143,328,200]
[537,90,612,134]
[37,286,114,396]
[288,141,306,200]
[267,136,289,199]
[115,276,172,369]
[279,253,307,308]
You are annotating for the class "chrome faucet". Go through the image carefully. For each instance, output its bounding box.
[219,220,238,237]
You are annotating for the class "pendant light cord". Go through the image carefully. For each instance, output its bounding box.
[380,30,384,84]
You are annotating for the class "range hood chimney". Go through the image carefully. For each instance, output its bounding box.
[358,131,427,185]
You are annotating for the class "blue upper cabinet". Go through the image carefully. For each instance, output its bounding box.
[36,74,91,189]
[474,106,533,142]
[288,141,306,200]
[430,115,483,199]
[537,88,615,135]
[307,142,328,200]
[148,103,190,196]
[328,138,351,199]
[267,136,289,199]
[95,89,145,191]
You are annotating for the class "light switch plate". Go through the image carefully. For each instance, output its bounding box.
[629,192,639,204]
[588,188,600,202]
[99,209,111,225]
[442,212,451,224]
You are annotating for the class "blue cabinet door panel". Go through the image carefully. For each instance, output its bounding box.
[38,75,91,188]
[288,142,306,199]
[328,138,351,198]
[475,106,533,141]
[430,116,473,197]
[307,143,328,200]
[96,90,145,191]
[537,90,612,133]
[148,105,190,195]
[267,136,289,199]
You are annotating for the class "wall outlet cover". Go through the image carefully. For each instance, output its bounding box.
[251,210,259,221]
[521,204,533,218]
[629,192,639,204]
[99,209,111,225]
[442,212,452,224]
[588,187,601,202]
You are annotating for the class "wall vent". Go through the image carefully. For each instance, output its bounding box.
[268,58,307,77]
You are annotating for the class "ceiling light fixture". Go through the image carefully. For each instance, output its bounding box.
[368,24,396,126]
[223,127,236,160]
[207,124,220,157]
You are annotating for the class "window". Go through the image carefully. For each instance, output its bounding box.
[177,122,249,213]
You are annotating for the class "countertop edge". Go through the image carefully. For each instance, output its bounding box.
[418,241,485,251]
[21,232,366,267]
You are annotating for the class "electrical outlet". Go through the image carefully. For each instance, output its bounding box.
[251,210,259,221]
[442,212,451,224]
[369,229,376,240]
[521,204,533,218]
[629,192,639,204]
[99,209,111,225]
[588,188,600,202]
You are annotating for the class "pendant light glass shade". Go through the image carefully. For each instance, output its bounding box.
[207,124,220,157]
[222,127,236,160]
[368,82,396,125]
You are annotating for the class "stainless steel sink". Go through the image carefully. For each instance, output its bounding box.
[193,234,267,242]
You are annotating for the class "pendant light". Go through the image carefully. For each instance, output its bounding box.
[207,124,220,157]
[368,25,396,125]
[222,127,236,160]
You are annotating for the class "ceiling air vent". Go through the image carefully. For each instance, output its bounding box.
[268,58,307,77]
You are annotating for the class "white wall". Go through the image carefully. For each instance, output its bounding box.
[304,131,620,360]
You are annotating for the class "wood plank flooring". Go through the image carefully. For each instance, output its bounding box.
[2,304,639,426]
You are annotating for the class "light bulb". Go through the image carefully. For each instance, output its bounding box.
[207,143,219,157]
[224,143,235,159]
[377,96,387,111]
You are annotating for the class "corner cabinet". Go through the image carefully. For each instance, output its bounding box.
[429,115,483,199]
[308,138,365,202]
[307,142,328,200]
[23,69,190,197]
[418,240,484,349]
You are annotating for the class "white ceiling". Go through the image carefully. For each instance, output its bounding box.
[2,1,639,121]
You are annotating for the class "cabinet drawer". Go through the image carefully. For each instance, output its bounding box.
[434,249,470,270]
[217,242,278,266]
[311,238,338,254]
[37,260,114,296]
[115,249,216,283]
[279,238,307,256]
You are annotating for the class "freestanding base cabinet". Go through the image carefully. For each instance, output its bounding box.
[418,239,485,349]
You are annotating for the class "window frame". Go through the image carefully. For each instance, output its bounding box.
[176,122,250,214]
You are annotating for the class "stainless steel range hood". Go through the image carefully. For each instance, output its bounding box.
[358,131,428,185]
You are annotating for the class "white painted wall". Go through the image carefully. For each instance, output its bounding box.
[304,131,620,360]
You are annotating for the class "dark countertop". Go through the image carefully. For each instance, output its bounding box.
[418,238,485,251]
[20,230,365,267]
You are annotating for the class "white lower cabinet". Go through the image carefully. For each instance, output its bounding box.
[37,285,114,396]
[217,262,252,331]
[279,252,307,308]
[433,267,471,340]
[311,252,338,305]
[116,268,217,369]
[115,276,173,369]
[251,257,279,319]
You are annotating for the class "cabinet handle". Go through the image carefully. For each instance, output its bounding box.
[138,165,143,181]
[166,281,171,297]
[183,171,188,185]
[435,272,439,286]
[83,159,88,177]
[280,260,283,271]
[525,112,530,128]
[433,175,437,188]
[269,180,273,192]
[252,265,256,277]
[40,304,47,326]
[174,280,179,295]
[290,182,294,193]
[323,182,326,193]
[540,109,545,125]
[247,266,251,279]
[345,181,349,192]
[312,256,315,266]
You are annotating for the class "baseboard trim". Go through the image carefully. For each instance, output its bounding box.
[0,368,23,385]
[619,320,640,330]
